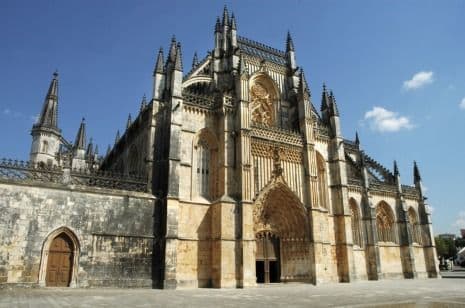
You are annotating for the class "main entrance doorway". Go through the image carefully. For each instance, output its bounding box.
[46,233,74,287]
[256,232,280,283]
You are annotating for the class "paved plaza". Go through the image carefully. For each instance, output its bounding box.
[1,278,465,308]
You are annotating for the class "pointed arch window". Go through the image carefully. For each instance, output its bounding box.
[408,208,422,245]
[350,199,363,247]
[376,202,396,243]
[316,153,329,209]
[193,129,218,200]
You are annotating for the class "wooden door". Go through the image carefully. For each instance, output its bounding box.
[256,233,280,283]
[46,233,73,287]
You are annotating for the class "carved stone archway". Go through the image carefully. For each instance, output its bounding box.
[38,226,80,287]
[253,176,312,282]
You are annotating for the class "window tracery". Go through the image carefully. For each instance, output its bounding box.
[376,202,396,243]
[408,207,422,245]
[350,199,363,247]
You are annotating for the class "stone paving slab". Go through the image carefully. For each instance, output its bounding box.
[1,279,465,308]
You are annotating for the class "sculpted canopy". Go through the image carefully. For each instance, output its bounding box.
[250,74,278,127]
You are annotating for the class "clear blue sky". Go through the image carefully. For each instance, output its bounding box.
[1,0,464,235]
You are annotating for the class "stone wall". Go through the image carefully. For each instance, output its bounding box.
[0,180,155,288]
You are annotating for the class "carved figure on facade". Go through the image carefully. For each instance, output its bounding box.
[250,82,273,126]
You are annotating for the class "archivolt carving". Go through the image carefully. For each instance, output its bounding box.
[253,176,309,240]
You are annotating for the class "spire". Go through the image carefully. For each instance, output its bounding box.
[329,90,339,117]
[413,161,422,183]
[286,31,295,52]
[222,5,229,27]
[298,69,310,99]
[192,52,199,69]
[106,144,111,156]
[215,16,221,33]
[86,138,94,158]
[355,131,360,147]
[154,47,164,75]
[140,94,147,112]
[114,130,120,145]
[168,35,177,63]
[38,71,59,128]
[74,118,86,150]
[126,113,132,129]
[175,42,183,71]
[230,13,237,30]
[94,144,99,156]
[393,160,399,177]
[320,83,330,113]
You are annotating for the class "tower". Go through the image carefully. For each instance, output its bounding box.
[30,71,62,167]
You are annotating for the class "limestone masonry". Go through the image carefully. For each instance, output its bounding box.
[0,7,439,288]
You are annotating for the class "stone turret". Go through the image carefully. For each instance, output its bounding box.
[30,71,62,167]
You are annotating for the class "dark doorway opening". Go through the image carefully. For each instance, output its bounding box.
[256,261,265,283]
[255,232,280,283]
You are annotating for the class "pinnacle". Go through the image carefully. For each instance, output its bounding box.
[230,13,237,30]
[74,118,86,150]
[393,160,399,177]
[286,31,295,52]
[126,113,132,129]
[355,131,360,146]
[192,52,199,69]
[222,5,229,26]
[413,161,422,182]
[154,47,164,75]
[175,42,183,71]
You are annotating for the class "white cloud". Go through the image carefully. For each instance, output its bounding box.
[403,71,434,90]
[364,106,414,132]
[459,97,465,110]
[453,211,465,229]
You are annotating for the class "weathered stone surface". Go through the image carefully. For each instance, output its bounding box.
[0,181,155,288]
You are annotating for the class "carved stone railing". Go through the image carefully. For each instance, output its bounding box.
[0,158,148,192]
[251,123,303,147]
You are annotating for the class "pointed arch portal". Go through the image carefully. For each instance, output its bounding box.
[253,177,312,283]
[39,227,80,287]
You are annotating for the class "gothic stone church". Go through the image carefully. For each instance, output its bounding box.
[0,7,439,288]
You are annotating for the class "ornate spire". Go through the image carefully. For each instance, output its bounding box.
[222,5,229,27]
[175,42,183,71]
[192,52,199,69]
[154,47,164,75]
[413,161,422,182]
[168,35,177,63]
[126,114,132,129]
[74,118,86,150]
[38,71,59,128]
[215,16,221,33]
[329,90,339,117]
[393,160,399,177]
[86,138,94,158]
[355,131,360,147]
[230,13,237,30]
[320,83,330,112]
[286,31,295,52]
[298,69,310,99]
[140,94,147,112]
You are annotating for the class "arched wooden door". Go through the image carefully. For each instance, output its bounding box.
[256,232,280,283]
[46,233,74,287]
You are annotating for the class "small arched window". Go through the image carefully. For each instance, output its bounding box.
[197,139,210,198]
[376,202,396,243]
[350,198,363,247]
[42,140,49,153]
[408,207,422,245]
[316,152,329,209]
